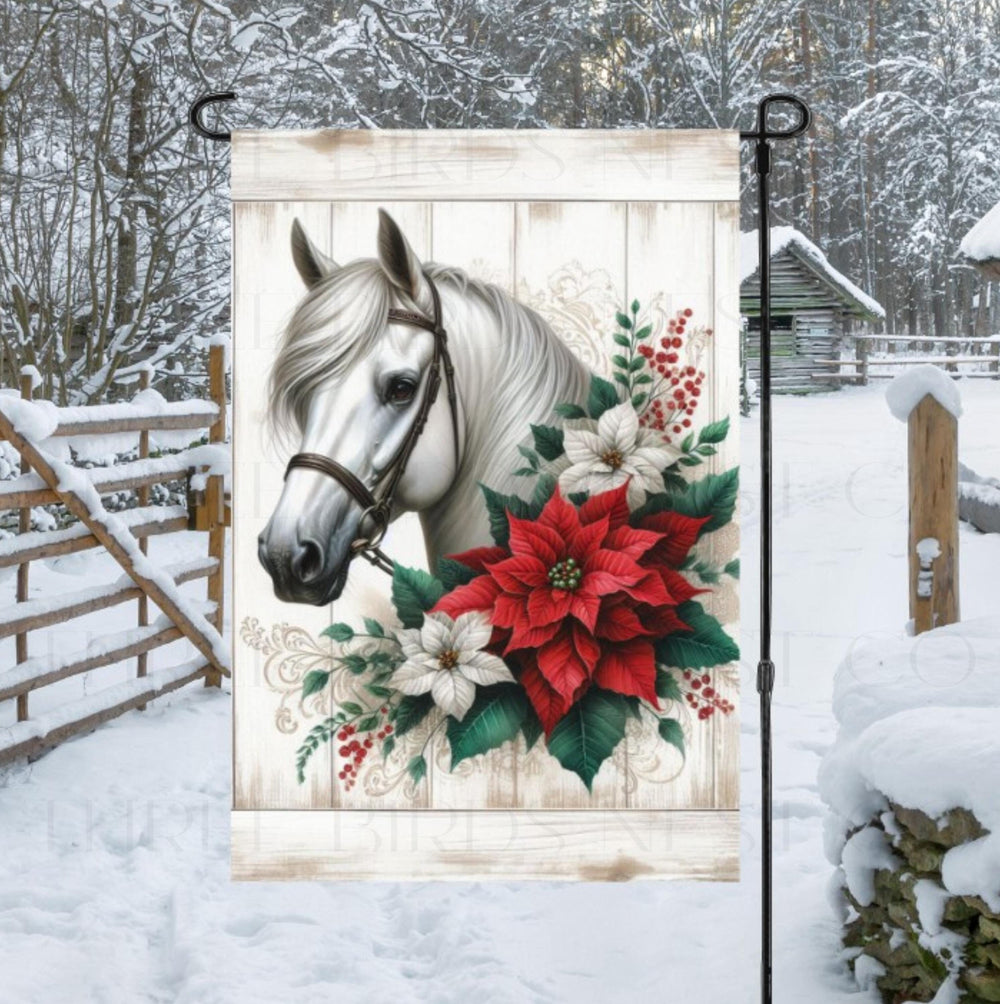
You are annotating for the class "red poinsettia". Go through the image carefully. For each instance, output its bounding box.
[433,483,708,734]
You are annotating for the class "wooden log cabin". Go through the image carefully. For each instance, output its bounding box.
[741,227,885,393]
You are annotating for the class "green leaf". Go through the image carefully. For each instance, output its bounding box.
[391,692,435,736]
[366,683,393,699]
[633,373,652,385]
[437,557,480,591]
[724,558,740,579]
[612,353,630,369]
[612,332,631,348]
[630,298,640,315]
[530,423,565,462]
[613,372,630,387]
[521,713,543,751]
[655,601,739,670]
[391,564,446,629]
[679,456,703,467]
[628,356,646,372]
[554,402,587,419]
[697,416,730,445]
[518,444,540,469]
[341,653,368,674]
[634,468,739,537]
[587,375,620,419]
[658,718,685,758]
[363,617,385,638]
[547,687,629,791]
[480,484,532,547]
[631,393,648,409]
[513,467,537,477]
[616,311,633,330]
[322,623,354,643]
[695,444,717,457]
[340,701,364,716]
[357,713,381,732]
[302,669,330,699]
[532,472,558,509]
[407,755,427,784]
[446,683,529,767]
[567,491,589,506]
[635,324,652,340]
[655,667,683,702]
[681,432,695,453]
[382,735,396,757]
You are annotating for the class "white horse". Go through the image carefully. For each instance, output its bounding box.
[258,209,590,605]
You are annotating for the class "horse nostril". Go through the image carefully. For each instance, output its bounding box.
[291,539,325,584]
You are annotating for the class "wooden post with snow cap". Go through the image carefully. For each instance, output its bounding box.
[886,365,961,635]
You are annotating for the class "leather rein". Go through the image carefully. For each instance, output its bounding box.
[283,272,459,577]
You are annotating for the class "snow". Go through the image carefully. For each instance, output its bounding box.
[960,199,1000,262]
[886,364,963,422]
[740,227,886,319]
[20,365,42,391]
[841,827,899,907]
[916,537,940,564]
[3,382,1000,1002]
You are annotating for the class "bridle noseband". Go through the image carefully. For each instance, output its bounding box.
[284,271,459,577]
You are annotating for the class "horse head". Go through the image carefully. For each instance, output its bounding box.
[257,210,463,605]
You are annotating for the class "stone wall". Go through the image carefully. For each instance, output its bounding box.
[844,803,1000,1003]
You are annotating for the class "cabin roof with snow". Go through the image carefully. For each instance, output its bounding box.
[960,201,1000,280]
[740,227,885,321]
[739,227,885,393]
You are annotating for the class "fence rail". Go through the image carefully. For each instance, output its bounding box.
[813,335,1000,385]
[0,345,230,767]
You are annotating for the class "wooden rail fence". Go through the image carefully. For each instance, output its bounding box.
[813,334,1000,386]
[0,345,230,766]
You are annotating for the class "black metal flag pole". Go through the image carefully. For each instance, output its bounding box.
[740,94,812,1004]
[190,89,813,1004]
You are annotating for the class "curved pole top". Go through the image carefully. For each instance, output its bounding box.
[740,93,812,142]
[189,91,236,142]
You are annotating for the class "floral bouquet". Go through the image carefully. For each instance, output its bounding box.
[295,302,738,791]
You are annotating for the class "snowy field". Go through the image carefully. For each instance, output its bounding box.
[2,381,999,1004]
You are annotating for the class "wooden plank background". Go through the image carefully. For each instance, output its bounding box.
[231,130,740,878]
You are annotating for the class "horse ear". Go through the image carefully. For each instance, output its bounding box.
[376,209,433,314]
[291,218,338,288]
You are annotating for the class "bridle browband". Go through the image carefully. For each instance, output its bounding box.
[283,271,459,577]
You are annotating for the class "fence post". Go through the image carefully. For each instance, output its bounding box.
[908,394,959,634]
[991,340,999,379]
[136,368,151,707]
[205,344,226,688]
[16,370,32,722]
[856,335,869,386]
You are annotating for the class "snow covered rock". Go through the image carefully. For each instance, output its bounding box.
[820,617,1000,1002]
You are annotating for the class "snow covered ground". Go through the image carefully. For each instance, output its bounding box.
[2,381,999,1003]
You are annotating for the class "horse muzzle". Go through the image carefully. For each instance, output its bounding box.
[257,531,351,605]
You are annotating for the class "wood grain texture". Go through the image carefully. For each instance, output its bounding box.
[908,395,959,633]
[232,809,740,882]
[231,130,739,204]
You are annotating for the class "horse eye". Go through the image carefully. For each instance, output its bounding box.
[386,376,417,405]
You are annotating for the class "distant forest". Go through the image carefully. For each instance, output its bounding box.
[2,0,998,401]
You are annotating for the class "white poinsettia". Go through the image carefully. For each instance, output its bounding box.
[558,402,681,508]
[389,610,514,721]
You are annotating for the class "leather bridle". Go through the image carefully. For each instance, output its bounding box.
[283,271,459,577]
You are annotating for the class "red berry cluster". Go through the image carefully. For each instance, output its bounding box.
[637,308,713,443]
[681,670,735,721]
[336,709,394,791]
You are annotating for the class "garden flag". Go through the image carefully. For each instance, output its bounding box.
[231,130,742,880]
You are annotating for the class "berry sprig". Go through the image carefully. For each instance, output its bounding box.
[636,307,713,444]
[336,709,395,792]
[680,669,735,721]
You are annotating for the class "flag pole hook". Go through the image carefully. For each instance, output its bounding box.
[189,91,236,142]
